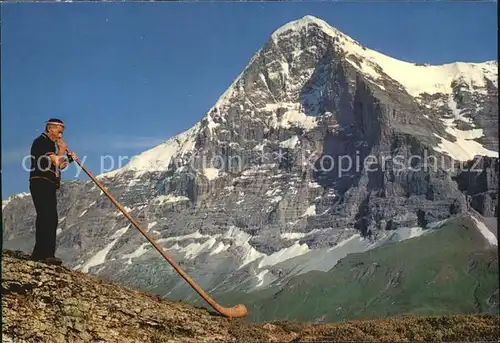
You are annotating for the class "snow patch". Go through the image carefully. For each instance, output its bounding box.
[98,123,200,178]
[2,192,30,210]
[256,269,270,287]
[258,242,310,268]
[264,103,318,130]
[446,95,474,125]
[326,234,361,251]
[126,173,146,187]
[301,205,316,217]
[279,135,300,149]
[253,142,267,151]
[177,227,312,272]
[265,188,282,197]
[203,168,221,181]
[408,227,425,239]
[345,58,379,81]
[281,232,308,240]
[2,200,10,210]
[433,127,498,161]
[273,15,497,98]
[471,217,497,246]
[209,242,230,256]
[218,226,266,269]
[81,225,130,273]
[384,226,430,244]
[123,243,150,264]
[281,228,334,241]
[241,164,277,177]
[206,116,220,135]
[270,196,283,203]
[170,237,218,260]
[426,218,450,229]
[157,230,215,244]
[154,194,190,204]
[111,226,130,240]
[431,94,497,160]
[281,109,317,130]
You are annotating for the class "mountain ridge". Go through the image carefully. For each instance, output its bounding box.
[95,14,497,178]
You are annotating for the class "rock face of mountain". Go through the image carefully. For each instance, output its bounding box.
[454,156,499,217]
[2,15,498,304]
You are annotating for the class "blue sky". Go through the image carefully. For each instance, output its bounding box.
[1,2,497,198]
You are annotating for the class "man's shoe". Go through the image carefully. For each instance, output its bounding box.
[31,256,63,266]
[42,257,63,265]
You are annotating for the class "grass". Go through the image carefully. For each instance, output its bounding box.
[223,216,499,323]
[277,314,500,342]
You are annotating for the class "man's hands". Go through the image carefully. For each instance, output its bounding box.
[52,138,78,170]
[66,149,78,162]
[59,160,69,169]
[57,138,68,155]
[57,138,78,160]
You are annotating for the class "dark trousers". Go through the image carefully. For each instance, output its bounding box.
[30,178,58,259]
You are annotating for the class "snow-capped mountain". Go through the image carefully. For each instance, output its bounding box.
[3,15,498,303]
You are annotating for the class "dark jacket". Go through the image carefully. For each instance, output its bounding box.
[29,133,73,188]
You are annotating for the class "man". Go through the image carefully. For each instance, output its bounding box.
[29,118,77,265]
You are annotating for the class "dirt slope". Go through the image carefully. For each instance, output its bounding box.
[2,250,498,342]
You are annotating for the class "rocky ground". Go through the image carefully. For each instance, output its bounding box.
[2,249,499,342]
